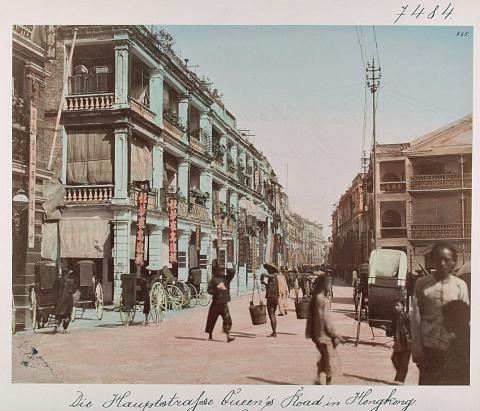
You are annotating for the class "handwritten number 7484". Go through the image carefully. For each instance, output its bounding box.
[394,3,454,23]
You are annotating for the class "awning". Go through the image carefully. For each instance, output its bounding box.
[238,198,267,222]
[59,218,110,258]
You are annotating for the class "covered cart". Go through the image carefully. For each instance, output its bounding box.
[70,260,104,321]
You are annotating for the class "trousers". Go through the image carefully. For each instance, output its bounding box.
[418,347,449,385]
[391,350,411,382]
[205,303,232,334]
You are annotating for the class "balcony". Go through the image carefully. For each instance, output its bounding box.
[189,203,209,222]
[380,181,406,193]
[410,174,472,191]
[410,223,471,240]
[65,93,114,111]
[129,98,155,123]
[189,134,206,154]
[68,73,113,95]
[381,227,407,238]
[212,159,224,171]
[65,185,114,204]
[163,112,185,141]
[130,187,158,210]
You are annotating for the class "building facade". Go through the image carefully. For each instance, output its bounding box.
[332,114,472,273]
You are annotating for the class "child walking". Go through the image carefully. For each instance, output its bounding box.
[390,299,411,384]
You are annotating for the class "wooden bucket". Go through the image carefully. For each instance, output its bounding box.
[249,301,267,325]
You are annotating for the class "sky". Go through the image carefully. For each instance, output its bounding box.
[162,25,473,237]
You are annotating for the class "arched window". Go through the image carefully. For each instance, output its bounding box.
[382,209,402,228]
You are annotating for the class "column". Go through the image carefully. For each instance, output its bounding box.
[177,230,190,281]
[200,110,212,155]
[200,168,213,213]
[114,41,129,109]
[231,142,238,178]
[177,157,190,199]
[112,215,131,304]
[150,68,165,128]
[148,225,163,270]
[152,143,164,210]
[220,134,228,173]
[113,127,129,202]
[178,93,189,143]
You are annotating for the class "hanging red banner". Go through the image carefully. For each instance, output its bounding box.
[195,224,201,251]
[134,188,148,266]
[27,103,37,248]
[168,196,178,264]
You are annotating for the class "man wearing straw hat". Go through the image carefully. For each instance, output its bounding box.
[261,263,280,337]
[205,264,236,343]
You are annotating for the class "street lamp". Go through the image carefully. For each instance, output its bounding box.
[13,188,29,208]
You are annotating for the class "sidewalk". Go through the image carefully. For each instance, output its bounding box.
[12,281,419,385]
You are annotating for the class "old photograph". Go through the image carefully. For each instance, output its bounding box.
[11,23,472,387]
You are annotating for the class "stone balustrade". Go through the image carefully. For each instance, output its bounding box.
[64,93,114,111]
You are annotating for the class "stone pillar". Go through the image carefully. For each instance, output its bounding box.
[148,225,163,270]
[200,110,212,155]
[220,134,228,173]
[150,68,165,128]
[113,127,129,202]
[200,168,213,214]
[178,158,190,199]
[178,230,190,281]
[231,142,238,178]
[152,143,164,209]
[178,93,189,143]
[114,41,129,109]
[112,214,131,304]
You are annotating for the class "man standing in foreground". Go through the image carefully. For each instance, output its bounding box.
[205,265,236,343]
[410,242,469,385]
[261,263,280,337]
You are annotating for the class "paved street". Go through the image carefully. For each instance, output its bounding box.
[12,281,418,385]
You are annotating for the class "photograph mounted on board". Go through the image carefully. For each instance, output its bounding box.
[11,24,472,386]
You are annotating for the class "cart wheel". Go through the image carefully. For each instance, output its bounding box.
[12,298,16,335]
[176,281,191,308]
[30,288,38,331]
[119,297,136,325]
[166,285,183,311]
[95,282,104,320]
[187,283,197,308]
[196,282,211,307]
[149,282,166,323]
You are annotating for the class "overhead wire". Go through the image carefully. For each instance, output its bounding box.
[355,26,369,172]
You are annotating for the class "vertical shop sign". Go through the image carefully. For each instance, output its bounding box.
[168,196,178,264]
[238,226,245,266]
[227,239,234,263]
[252,236,257,271]
[217,227,223,249]
[134,184,148,266]
[46,25,57,59]
[27,103,37,248]
[195,224,201,251]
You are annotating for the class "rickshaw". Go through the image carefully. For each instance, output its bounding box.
[29,260,58,330]
[118,271,167,325]
[354,249,407,345]
[70,260,104,321]
[187,268,211,307]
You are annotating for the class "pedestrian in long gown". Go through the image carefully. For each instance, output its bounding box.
[277,271,289,316]
[53,269,78,333]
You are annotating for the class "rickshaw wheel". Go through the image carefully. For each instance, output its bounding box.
[176,281,191,308]
[196,282,211,307]
[95,282,104,320]
[149,282,165,323]
[187,284,197,308]
[119,296,136,325]
[166,285,183,311]
[30,288,37,331]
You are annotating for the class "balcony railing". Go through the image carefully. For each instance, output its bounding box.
[410,174,472,191]
[189,203,209,222]
[212,159,224,171]
[163,112,185,140]
[222,219,236,232]
[64,93,114,111]
[381,227,407,238]
[129,98,155,123]
[380,181,406,193]
[410,223,471,240]
[177,200,189,219]
[190,137,206,153]
[130,187,158,210]
[65,185,114,204]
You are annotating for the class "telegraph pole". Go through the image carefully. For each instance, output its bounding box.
[366,58,381,251]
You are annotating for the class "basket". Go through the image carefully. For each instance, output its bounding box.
[249,274,267,325]
[295,299,310,319]
[249,301,267,325]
